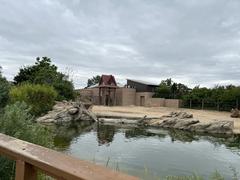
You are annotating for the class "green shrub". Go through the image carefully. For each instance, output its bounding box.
[0,70,10,109]
[9,84,57,116]
[53,79,76,100]
[0,102,53,178]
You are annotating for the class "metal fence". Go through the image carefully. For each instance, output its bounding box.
[182,99,239,111]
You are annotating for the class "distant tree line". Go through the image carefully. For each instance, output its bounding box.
[154,78,240,111]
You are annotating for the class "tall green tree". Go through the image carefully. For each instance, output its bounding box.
[0,67,10,108]
[155,78,189,99]
[87,75,101,87]
[14,57,75,100]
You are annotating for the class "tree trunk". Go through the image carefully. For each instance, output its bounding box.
[190,99,192,109]
[236,99,239,109]
[217,101,220,111]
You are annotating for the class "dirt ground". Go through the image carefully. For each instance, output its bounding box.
[92,105,240,134]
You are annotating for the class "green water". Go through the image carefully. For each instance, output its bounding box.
[52,122,240,179]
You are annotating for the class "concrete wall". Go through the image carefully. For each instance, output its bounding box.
[165,99,182,108]
[116,88,123,105]
[122,88,136,106]
[79,89,93,97]
[146,98,165,107]
[135,92,154,106]
[78,87,182,108]
[115,88,136,106]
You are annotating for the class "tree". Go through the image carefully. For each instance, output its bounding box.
[14,57,75,100]
[154,78,189,99]
[87,75,101,87]
[211,86,225,110]
[154,84,171,98]
[0,67,10,108]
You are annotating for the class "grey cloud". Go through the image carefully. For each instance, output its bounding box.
[0,0,240,88]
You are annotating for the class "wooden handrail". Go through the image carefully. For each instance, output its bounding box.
[0,133,138,180]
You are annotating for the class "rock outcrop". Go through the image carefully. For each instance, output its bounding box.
[37,101,97,123]
[151,111,234,134]
[231,108,240,118]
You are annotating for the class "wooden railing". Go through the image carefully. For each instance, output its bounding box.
[0,133,138,180]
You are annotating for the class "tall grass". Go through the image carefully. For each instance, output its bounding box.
[0,102,53,179]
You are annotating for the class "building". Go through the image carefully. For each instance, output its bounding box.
[98,75,118,106]
[127,79,158,92]
[78,75,181,108]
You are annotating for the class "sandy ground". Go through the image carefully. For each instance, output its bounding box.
[92,105,240,134]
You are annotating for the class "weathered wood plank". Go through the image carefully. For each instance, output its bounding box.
[15,160,37,180]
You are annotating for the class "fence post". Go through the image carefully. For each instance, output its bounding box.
[217,101,220,111]
[15,160,37,180]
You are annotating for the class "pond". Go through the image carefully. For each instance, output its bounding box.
[52,122,240,179]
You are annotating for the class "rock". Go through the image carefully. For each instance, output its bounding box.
[37,101,97,123]
[205,121,234,134]
[173,119,199,129]
[163,111,193,119]
[68,108,79,115]
[231,108,239,118]
[150,111,234,134]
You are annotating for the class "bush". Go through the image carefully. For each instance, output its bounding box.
[0,102,53,178]
[0,69,10,109]
[53,79,76,100]
[9,84,57,116]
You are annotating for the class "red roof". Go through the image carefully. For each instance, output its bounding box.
[99,75,117,87]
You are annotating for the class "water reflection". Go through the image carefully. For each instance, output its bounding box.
[50,122,240,179]
[96,123,116,146]
[52,121,240,152]
[51,121,94,150]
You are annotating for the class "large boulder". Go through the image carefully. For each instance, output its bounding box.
[36,101,97,123]
[189,121,234,134]
[151,111,234,134]
[162,111,193,119]
[231,108,240,118]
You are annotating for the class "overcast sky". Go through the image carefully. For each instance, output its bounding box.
[0,0,240,88]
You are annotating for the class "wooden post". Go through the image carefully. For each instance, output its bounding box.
[113,89,116,106]
[108,88,111,106]
[201,99,204,110]
[99,87,101,105]
[189,99,192,109]
[15,160,37,180]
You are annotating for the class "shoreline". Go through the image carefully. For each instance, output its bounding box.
[92,106,240,135]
